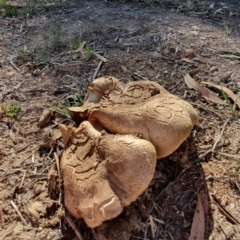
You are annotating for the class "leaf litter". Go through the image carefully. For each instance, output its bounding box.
[202,81,240,108]
[188,194,205,240]
[184,73,226,105]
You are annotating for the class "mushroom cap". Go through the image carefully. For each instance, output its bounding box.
[69,77,198,158]
[88,94,198,158]
[69,77,169,124]
[60,121,156,228]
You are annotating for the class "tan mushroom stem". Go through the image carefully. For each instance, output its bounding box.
[83,76,123,105]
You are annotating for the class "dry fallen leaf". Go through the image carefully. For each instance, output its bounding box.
[188,194,205,240]
[219,54,240,60]
[202,81,240,108]
[184,73,226,105]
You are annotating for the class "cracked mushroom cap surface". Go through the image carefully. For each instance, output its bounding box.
[69,76,169,123]
[69,77,198,158]
[82,76,168,107]
[59,121,157,228]
[87,94,198,158]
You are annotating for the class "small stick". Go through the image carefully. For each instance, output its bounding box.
[196,119,229,161]
[48,148,54,158]
[212,118,229,151]
[54,152,61,178]
[19,170,26,188]
[217,151,240,159]
[92,60,103,80]
[149,215,156,239]
[65,212,84,240]
[40,64,49,73]
[31,154,37,175]
[0,205,4,228]
[10,200,27,225]
[58,191,62,206]
[198,149,212,160]
[94,53,107,62]
[132,72,148,80]
[8,59,20,72]
[211,194,240,224]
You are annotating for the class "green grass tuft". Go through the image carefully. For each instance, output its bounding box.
[84,44,95,58]
[3,104,21,118]
[0,0,17,17]
[221,87,237,118]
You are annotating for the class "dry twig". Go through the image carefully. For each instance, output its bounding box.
[19,170,26,188]
[0,205,3,228]
[94,53,107,62]
[65,211,84,240]
[54,152,61,178]
[31,154,37,174]
[212,118,229,151]
[8,59,20,72]
[149,215,156,239]
[92,61,103,80]
[211,194,240,225]
[217,152,240,159]
[198,118,229,160]
[10,200,27,225]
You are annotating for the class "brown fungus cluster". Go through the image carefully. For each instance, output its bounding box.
[59,76,198,228]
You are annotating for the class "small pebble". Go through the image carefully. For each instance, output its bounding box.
[191,25,200,30]
[191,30,199,36]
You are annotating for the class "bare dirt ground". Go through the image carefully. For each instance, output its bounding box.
[0,0,240,239]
